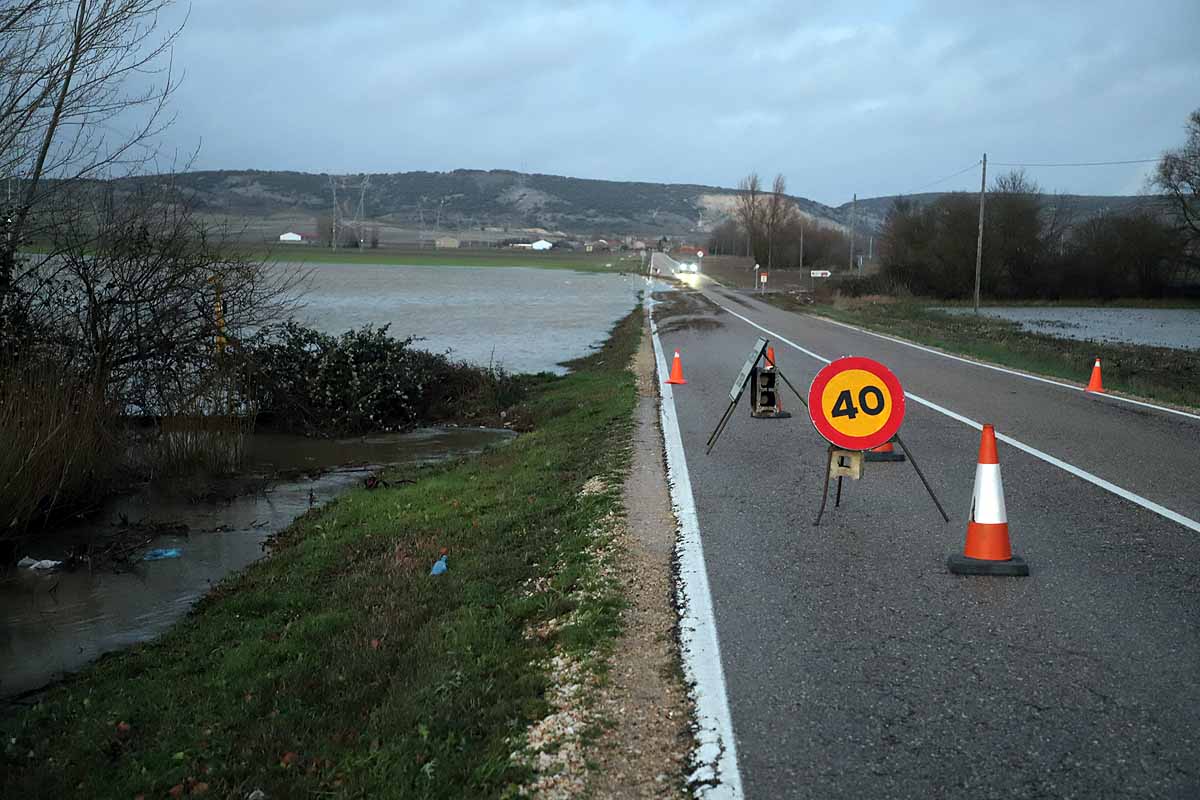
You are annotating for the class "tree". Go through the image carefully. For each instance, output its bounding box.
[763,174,795,269]
[988,170,1045,297]
[369,224,381,249]
[316,214,334,246]
[1,0,180,294]
[735,173,763,261]
[1154,108,1200,261]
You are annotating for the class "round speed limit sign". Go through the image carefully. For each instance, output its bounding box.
[807,356,905,450]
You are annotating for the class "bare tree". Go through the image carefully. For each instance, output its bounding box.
[1155,108,1200,261]
[1,0,181,293]
[763,174,795,269]
[735,172,763,261]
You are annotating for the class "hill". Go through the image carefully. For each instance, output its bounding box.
[109,169,1159,241]
[114,169,846,239]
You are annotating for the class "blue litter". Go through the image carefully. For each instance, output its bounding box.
[430,555,448,576]
[143,548,182,561]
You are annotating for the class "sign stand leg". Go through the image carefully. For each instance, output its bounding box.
[772,368,809,409]
[814,446,834,526]
[835,475,844,507]
[893,434,950,523]
[704,399,738,454]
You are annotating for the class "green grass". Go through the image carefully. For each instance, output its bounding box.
[0,309,644,799]
[763,296,1199,410]
[256,247,641,272]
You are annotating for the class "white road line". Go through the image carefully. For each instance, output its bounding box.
[715,303,1200,536]
[649,305,744,799]
[784,302,1200,423]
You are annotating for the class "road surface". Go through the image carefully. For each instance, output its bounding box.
[649,254,1200,799]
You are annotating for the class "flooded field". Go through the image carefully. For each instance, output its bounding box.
[2,263,642,700]
[940,306,1200,351]
[0,427,513,700]
[294,263,645,374]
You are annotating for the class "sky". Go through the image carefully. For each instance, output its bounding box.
[141,0,1200,206]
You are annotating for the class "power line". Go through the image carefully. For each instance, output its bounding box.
[906,160,983,193]
[991,158,1159,167]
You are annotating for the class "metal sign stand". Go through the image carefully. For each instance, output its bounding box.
[813,433,949,526]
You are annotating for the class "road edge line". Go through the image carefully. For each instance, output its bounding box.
[648,304,744,798]
[804,308,1200,423]
[715,302,1200,536]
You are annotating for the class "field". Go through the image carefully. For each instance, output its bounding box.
[255,245,645,272]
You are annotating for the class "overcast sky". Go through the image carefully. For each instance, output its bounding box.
[147,0,1199,205]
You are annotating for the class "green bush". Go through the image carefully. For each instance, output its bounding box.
[239,322,528,436]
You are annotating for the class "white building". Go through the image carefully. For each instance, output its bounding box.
[279,231,302,243]
[531,239,553,251]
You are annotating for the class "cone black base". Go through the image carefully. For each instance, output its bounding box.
[947,553,1029,577]
[750,411,792,419]
[864,451,905,462]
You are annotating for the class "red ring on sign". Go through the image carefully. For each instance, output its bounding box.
[807,356,906,450]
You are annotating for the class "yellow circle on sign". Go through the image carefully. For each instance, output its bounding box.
[819,369,892,438]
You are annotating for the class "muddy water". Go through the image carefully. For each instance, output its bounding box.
[939,307,1200,351]
[294,264,644,374]
[0,427,513,700]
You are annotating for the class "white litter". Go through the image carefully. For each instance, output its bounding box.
[17,557,63,570]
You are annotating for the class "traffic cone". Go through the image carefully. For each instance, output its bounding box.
[947,424,1028,577]
[1085,357,1104,393]
[864,439,905,462]
[766,346,777,367]
[665,350,687,385]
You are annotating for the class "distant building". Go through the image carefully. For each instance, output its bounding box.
[632,240,647,251]
[585,239,610,253]
[531,239,553,251]
[279,231,303,243]
[435,236,461,249]
[510,242,533,249]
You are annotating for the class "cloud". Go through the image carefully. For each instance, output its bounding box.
[142,0,1199,203]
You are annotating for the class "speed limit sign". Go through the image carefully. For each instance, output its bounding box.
[807,356,905,450]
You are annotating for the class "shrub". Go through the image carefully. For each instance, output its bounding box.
[238,322,528,436]
[0,358,119,544]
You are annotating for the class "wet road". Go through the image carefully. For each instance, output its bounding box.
[652,255,1200,799]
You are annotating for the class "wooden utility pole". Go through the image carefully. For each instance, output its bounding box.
[799,222,805,268]
[848,193,856,273]
[974,154,987,313]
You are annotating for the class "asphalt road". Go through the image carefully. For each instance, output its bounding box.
[649,255,1200,799]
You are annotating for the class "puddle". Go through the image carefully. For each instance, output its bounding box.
[0,426,514,700]
[938,307,1200,351]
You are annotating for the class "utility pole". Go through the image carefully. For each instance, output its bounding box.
[799,223,804,268]
[848,193,856,274]
[974,153,987,313]
[329,176,339,250]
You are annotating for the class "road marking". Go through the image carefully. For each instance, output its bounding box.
[649,304,744,799]
[795,304,1200,423]
[715,303,1200,535]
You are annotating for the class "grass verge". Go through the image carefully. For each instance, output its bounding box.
[0,308,644,799]
[762,295,1199,410]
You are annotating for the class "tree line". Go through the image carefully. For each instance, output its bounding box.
[705,172,852,270]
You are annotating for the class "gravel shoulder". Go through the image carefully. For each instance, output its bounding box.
[588,321,692,798]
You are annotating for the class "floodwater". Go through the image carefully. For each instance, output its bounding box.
[294,263,645,374]
[0,427,513,700]
[939,307,1200,351]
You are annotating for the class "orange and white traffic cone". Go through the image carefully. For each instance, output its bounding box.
[865,439,905,463]
[948,424,1029,576]
[665,350,687,385]
[1085,357,1104,393]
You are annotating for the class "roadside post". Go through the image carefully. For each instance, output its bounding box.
[759,270,768,294]
[808,357,948,525]
[697,250,704,275]
[810,268,830,293]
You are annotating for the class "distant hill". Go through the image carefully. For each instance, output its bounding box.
[110,169,1159,240]
[839,192,1164,235]
[114,169,847,238]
